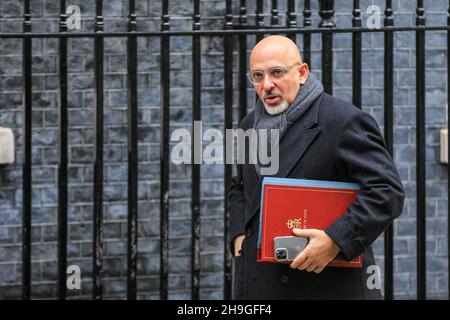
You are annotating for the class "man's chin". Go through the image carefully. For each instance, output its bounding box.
[263,100,289,115]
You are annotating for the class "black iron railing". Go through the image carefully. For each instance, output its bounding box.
[93,0,104,301]
[0,0,449,300]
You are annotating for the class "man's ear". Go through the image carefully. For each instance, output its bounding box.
[299,63,309,85]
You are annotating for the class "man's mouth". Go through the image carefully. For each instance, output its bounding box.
[264,94,282,106]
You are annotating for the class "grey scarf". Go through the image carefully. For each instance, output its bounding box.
[253,73,324,175]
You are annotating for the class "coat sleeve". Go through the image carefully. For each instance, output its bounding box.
[324,112,405,261]
[228,162,246,256]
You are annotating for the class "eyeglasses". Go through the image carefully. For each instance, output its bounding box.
[247,63,300,85]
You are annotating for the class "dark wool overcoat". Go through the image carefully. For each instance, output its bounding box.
[228,92,405,300]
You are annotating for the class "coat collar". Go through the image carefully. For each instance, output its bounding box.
[244,93,323,227]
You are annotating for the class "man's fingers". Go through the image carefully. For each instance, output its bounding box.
[306,264,317,272]
[233,235,245,257]
[290,251,307,269]
[294,257,311,271]
[314,265,325,274]
[297,259,311,271]
[292,228,315,238]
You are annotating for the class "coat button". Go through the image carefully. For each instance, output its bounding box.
[281,275,289,283]
[245,228,253,238]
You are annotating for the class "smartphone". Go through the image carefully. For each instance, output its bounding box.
[274,236,309,263]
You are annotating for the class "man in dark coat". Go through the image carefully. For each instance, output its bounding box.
[228,35,405,299]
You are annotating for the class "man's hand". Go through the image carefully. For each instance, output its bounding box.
[234,234,245,257]
[289,228,340,274]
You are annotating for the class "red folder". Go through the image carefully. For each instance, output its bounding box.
[257,177,363,268]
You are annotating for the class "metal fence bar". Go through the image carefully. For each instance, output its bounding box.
[160,0,170,300]
[256,0,264,43]
[352,0,362,108]
[93,0,104,300]
[383,0,394,301]
[191,0,201,300]
[415,0,427,300]
[319,0,335,95]
[286,0,296,42]
[447,0,450,301]
[223,0,234,301]
[127,0,139,300]
[57,0,68,300]
[3,26,450,39]
[239,0,248,122]
[271,0,279,26]
[21,0,32,300]
[303,0,311,67]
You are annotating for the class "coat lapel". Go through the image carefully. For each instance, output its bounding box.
[244,94,323,227]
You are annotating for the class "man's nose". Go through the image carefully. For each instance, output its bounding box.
[262,75,275,91]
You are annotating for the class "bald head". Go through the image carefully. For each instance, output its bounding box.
[250,35,302,68]
[249,35,309,112]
